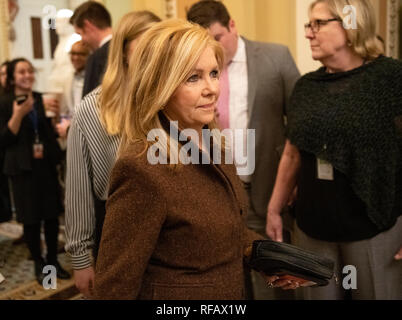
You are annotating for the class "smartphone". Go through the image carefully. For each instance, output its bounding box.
[15,94,28,105]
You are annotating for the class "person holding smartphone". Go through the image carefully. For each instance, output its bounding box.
[0,58,70,284]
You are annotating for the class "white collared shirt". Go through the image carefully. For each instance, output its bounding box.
[227,37,251,182]
[228,37,249,131]
[99,34,112,48]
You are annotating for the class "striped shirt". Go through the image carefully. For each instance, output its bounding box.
[65,87,120,270]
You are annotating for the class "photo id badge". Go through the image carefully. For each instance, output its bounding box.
[317,158,334,181]
[33,142,44,159]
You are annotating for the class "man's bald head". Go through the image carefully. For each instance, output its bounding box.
[70,41,90,72]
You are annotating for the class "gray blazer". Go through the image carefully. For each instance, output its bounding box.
[243,38,300,235]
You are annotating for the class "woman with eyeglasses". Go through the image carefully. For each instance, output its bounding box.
[0,61,10,95]
[266,0,402,300]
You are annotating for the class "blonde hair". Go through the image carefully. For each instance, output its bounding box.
[120,19,224,161]
[100,11,161,135]
[309,0,384,60]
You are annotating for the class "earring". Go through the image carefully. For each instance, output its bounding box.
[161,106,165,110]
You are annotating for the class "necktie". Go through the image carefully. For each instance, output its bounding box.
[217,66,230,130]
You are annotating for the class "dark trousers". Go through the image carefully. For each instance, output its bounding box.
[0,175,11,223]
[93,198,106,263]
[23,219,59,264]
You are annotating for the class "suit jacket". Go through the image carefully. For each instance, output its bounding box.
[242,38,300,235]
[0,92,62,176]
[82,41,110,98]
[93,139,262,300]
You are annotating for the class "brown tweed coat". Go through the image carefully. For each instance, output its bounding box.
[93,140,262,300]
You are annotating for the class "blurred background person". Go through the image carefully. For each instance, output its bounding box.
[0,61,10,96]
[55,40,90,218]
[266,0,402,300]
[187,0,300,300]
[65,11,161,298]
[70,2,112,98]
[0,58,70,284]
[0,61,12,223]
[56,40,90,139]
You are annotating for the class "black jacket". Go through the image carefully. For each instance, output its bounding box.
[0,92,62,175]
[82,41,110,97]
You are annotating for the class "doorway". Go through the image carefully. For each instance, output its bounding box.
[11,0,69,92]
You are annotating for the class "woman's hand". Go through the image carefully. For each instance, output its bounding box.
[265,274,302,290]
[395,246,402,260]
[12,94,34,119]
[266,211,283,242]
[265,141,301,242]
[74,267,95,298]
[43,97,60,117]
[56,118,71,138]
[8,95,34,135]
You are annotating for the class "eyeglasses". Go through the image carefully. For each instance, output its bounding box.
[304,18,341,33]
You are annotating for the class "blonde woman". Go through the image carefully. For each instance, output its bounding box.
[266,0,402,300]
[65,11,161,298]
[93,19,299,300]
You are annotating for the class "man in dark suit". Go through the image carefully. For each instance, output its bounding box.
[187,0,300,300]
[70,2,112,97]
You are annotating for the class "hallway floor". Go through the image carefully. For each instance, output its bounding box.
[0,222,81,300]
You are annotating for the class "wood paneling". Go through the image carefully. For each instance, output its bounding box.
[31,17,43,59]
[49,28,59,59]
[379,0,388,43]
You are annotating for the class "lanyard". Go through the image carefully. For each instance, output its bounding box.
[28,99,40,141]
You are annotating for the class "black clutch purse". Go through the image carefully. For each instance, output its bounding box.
[248,240,335,287]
